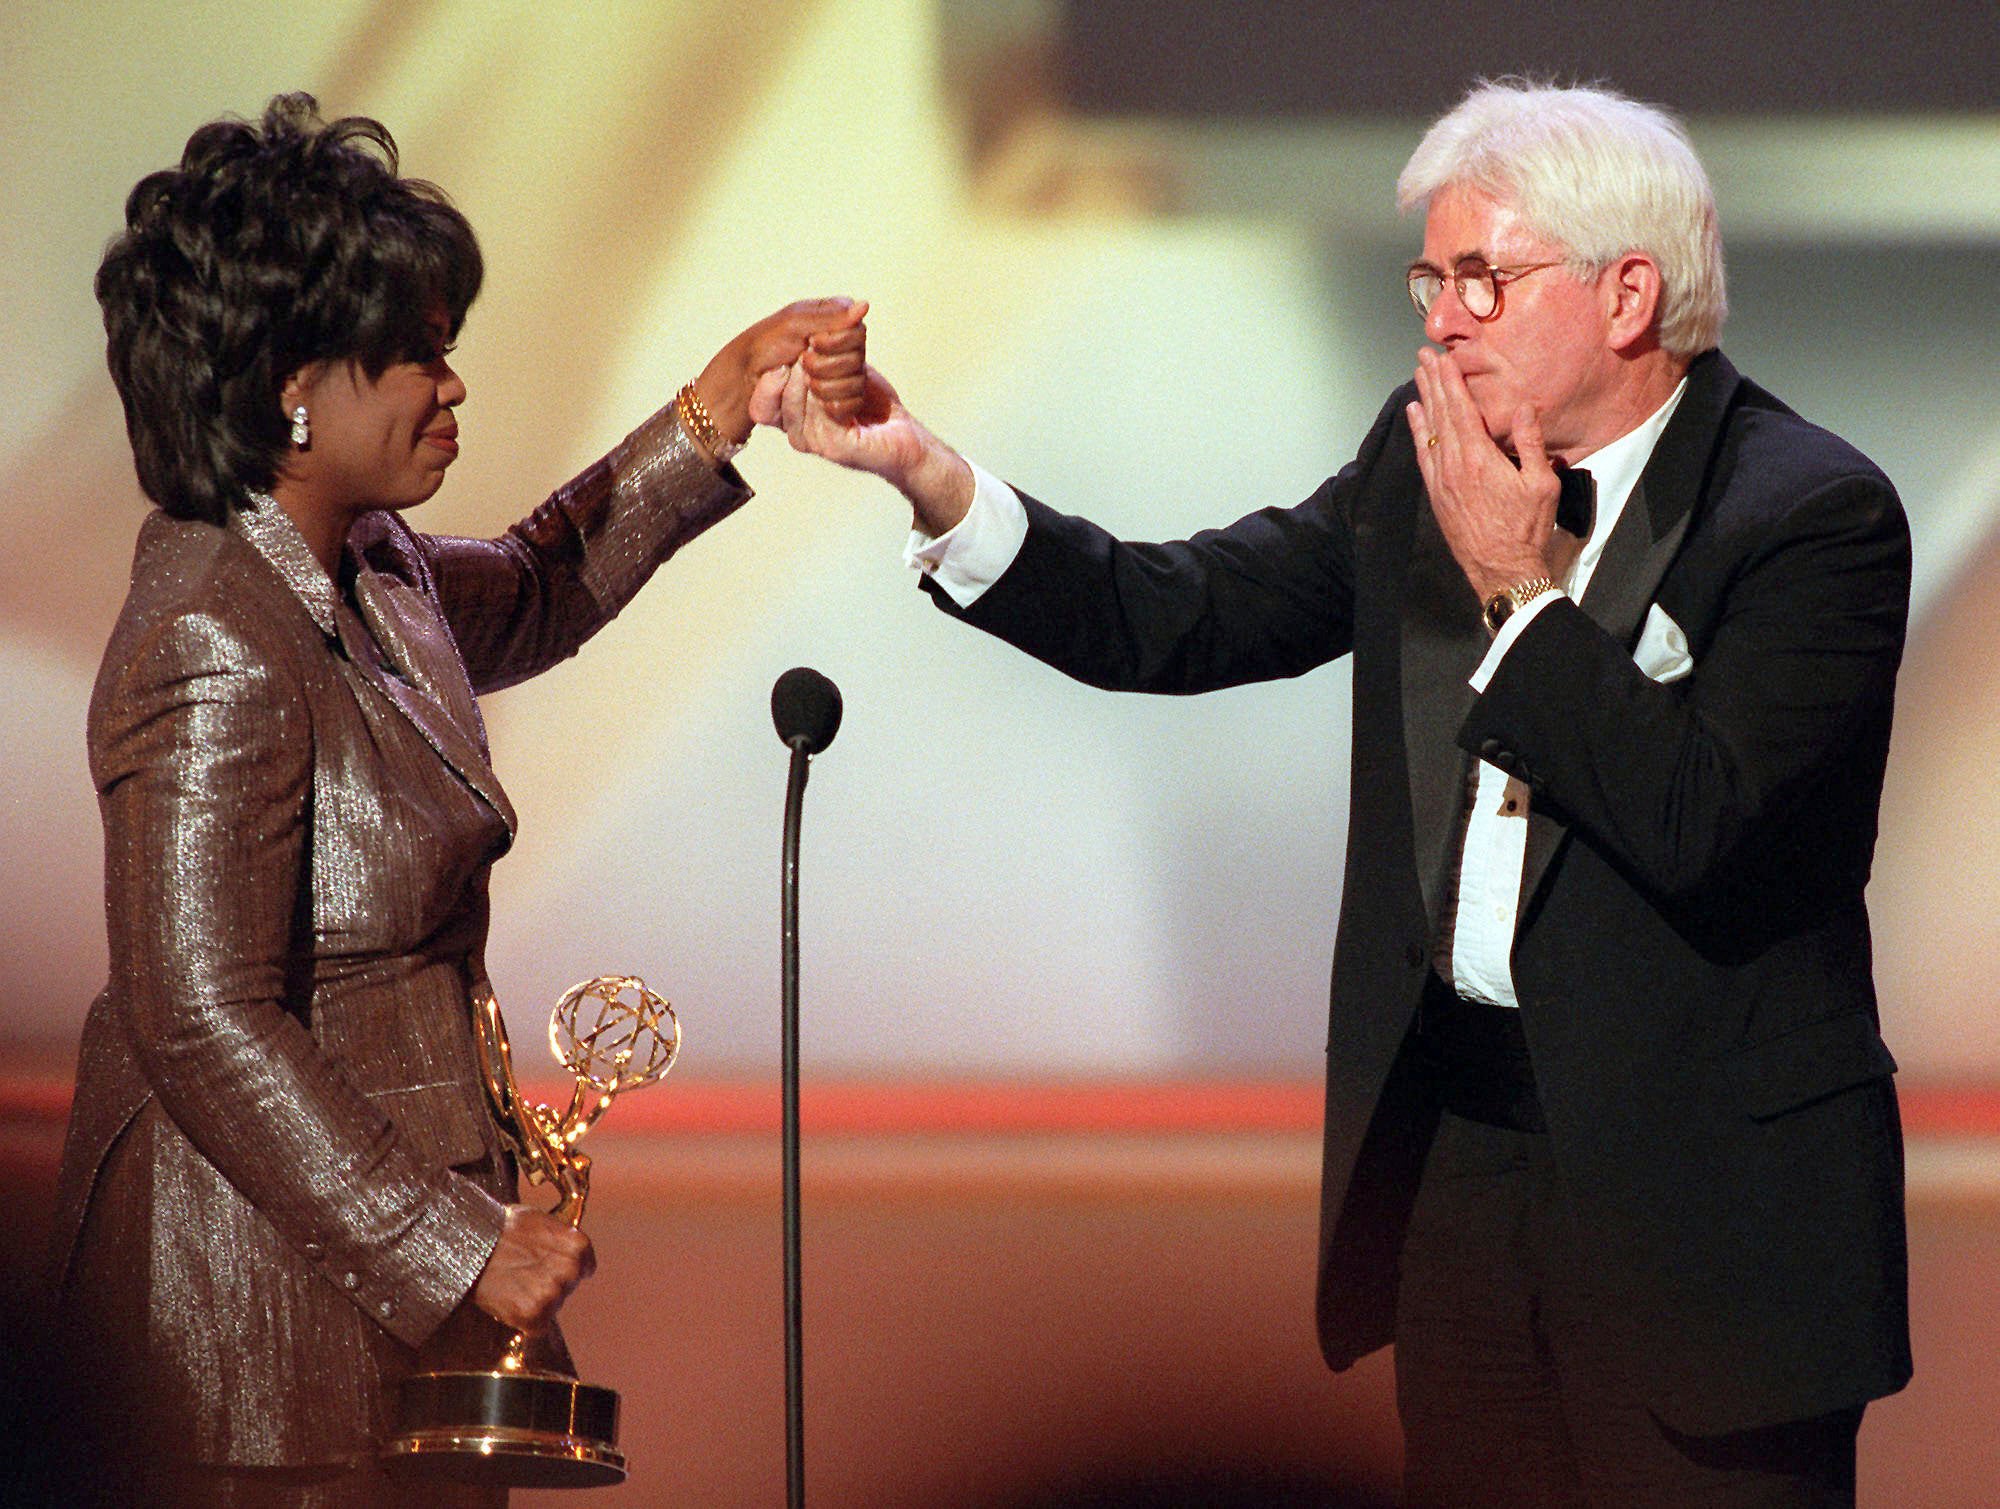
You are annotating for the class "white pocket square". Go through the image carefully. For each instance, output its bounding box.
[1633,604,1694,683]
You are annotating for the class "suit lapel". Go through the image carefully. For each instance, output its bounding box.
[1515,351,1737,917]
[229,493,517,837]
[1401,493,1488,926]
[344,564,517,837]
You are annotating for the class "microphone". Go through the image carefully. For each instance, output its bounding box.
[771,666,843,755]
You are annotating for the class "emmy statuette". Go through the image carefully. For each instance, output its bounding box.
[382,974,680,1488]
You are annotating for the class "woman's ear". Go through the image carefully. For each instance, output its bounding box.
[279,365,314,416]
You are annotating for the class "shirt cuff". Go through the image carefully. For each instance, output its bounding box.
[903,458,1029,609]
[1469,588,1568,693]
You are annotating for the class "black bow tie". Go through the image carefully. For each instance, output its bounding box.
[1556,466,1596,538]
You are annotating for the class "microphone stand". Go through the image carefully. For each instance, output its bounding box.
[771,665,838,1509]
[779,738,810,1509]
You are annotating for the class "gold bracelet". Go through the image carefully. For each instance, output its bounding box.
[675,382,741,467]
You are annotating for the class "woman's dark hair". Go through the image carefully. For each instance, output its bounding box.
[96,92,483,523]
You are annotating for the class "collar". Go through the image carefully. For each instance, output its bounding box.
[229,490,341,639]
[1564,376,1688,602]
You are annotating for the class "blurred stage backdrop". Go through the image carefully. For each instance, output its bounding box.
[3,2,1998,1505]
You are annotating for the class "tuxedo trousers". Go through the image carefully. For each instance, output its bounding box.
[1393,1105,1863,1508]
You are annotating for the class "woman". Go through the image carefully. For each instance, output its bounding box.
[48,93,864,1506]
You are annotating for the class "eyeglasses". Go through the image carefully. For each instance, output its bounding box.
[1406,258,1564,321]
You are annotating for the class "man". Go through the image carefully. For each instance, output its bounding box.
[779,81,1911,1506]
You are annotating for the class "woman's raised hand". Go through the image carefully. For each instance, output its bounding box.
[693,298,868,450]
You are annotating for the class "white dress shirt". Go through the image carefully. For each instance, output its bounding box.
[906,381,1687,1007]
[1448,380,1686,1005]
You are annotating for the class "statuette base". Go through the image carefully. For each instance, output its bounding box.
[383,1369,625,1489]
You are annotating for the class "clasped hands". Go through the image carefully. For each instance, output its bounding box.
[1406,346,1580,602]
[692,297,972,533]
[748,317,978,538]
[690,297,872,452]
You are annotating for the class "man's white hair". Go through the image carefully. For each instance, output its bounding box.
[1397,79,1726,358]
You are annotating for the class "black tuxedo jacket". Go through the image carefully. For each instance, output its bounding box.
[932,350,1912,1434]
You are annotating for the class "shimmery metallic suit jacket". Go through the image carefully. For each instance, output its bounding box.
[50,404,745,1468]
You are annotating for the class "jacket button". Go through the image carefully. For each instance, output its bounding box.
[1405,942,1426,969]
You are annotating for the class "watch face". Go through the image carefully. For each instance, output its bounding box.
[1482,592,1512,634]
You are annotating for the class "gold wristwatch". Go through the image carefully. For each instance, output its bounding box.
[1481,576,1558,636]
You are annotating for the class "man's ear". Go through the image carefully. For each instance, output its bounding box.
[1606,254,1664,354]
